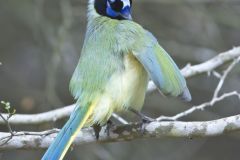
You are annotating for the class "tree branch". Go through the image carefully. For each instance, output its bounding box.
[0,47,239,125]
[0,47,240,150]
[0,114,240,150]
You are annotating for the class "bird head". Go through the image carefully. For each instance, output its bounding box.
[93,0,132,20]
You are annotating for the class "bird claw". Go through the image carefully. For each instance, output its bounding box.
[93,120,114,139]
[129,108,155,134]
[139,116,155,134]
[130,108,155,123]
[141,115,155,123]
[93,124,101,140]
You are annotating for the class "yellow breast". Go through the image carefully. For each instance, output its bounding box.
[87,53,148,126]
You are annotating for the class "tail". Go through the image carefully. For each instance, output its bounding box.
[42,103,95,160]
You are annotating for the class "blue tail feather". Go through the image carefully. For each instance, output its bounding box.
[42,106,87,160]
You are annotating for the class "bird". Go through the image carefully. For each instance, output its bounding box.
[42,0,191,159]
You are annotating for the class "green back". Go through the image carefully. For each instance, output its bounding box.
[70,17,124,105]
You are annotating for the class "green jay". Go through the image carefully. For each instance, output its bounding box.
[42,0,191,159]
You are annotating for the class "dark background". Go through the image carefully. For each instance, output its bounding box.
[0,0,240,159]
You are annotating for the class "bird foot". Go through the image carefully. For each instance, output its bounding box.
[130,108,155,123]
[93,124,101,140]
[139,117,155,134]
[130,109,155,133]
[93,120,114,140]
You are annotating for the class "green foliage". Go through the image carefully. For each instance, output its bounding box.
[1,101,16,116]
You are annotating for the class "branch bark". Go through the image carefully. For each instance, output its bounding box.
[1,47,240,125]
[1,114,240,150]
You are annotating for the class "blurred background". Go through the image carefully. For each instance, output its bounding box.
[0,0,240,159]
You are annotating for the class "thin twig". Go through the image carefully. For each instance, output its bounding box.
[0,113,15,146]
[213,57,240,98]
[157,91,240,121]
[157,57,240,121]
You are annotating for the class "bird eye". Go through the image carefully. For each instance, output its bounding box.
[108,0,124,12]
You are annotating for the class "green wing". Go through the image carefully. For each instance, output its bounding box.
[133,31,191,101]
